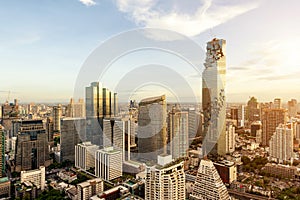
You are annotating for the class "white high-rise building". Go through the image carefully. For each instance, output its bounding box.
[145,158,185,200]
[95,147,122,181]
[225,122,235,154]
[269,124,293,163]
[75,142,99,171]
[202,38,227,156]
[168,107,189,159]
[190,159,230,200]
[20,166,45,191]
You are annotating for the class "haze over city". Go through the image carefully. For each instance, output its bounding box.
[1,0,300,103]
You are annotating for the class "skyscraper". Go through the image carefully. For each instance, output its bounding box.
[269,124,293,163]
[246,97,260,124]
[103,117,134,161]
[145,159,185,200]
[138,95,167,163]
[53,105,62,132]
[45,117,54,143]
[202,38,226,156]
[187,108,201,140]
[85,82,118,146]
[15,120,51,172]
[288,99,297,118]
[168,106,189,159]
[66,98,85,118]
[0,125,5,177]
[190,159,230,200]
[61,118,85,162]
[262,108,287,146]
[273,98,282,109]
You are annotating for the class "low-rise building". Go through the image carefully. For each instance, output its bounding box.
[77,178,103,200]
[0,177,10,199]
[20,166,45,191]
[58,170,77,183]
[214,160,237,185]
[263,163,297,179]
[14,181,38,199]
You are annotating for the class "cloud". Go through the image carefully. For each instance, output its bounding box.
[79,0,96,6]
[115,0,260,36]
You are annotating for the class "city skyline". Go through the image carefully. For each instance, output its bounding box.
[1,0,300,103]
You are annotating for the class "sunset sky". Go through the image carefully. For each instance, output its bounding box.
[1,0,300,103]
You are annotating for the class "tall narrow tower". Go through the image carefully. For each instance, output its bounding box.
[202,38,226,156]
[85,82,118,146]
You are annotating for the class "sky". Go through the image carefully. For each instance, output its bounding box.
[1,0,300,103]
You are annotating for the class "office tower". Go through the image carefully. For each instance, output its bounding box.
[45,117,54,142]
[0,126,4,177]
[225,122,235,154]
[251,121,262,143]
[145,159,185,200]
[269,124,293,163]
[250,121,262,137]
[262,108,287,146]
[230,107,238,122]
[190,159,230,200]
[168,106,189,159]
[67,98,85,118]
[77,178,103,200]
[273,98,282,109]
[138,95,167,163]
[75,142,99,171]
[288,99,297,118]
[53,105,62,132]
[202,38,226,156]
[61,118,85,162]
[15,120,51,172]
[296,122,300,141]
[187,108,201,140]
[214,160,237,185]
[95,147,122,181]
[103,117,134,161]
[20,166,45,191]
[238,105,245,127]
[85,82,118,146]
[246,97,260,124]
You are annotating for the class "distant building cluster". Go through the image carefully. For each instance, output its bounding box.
[1,37,300,200]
